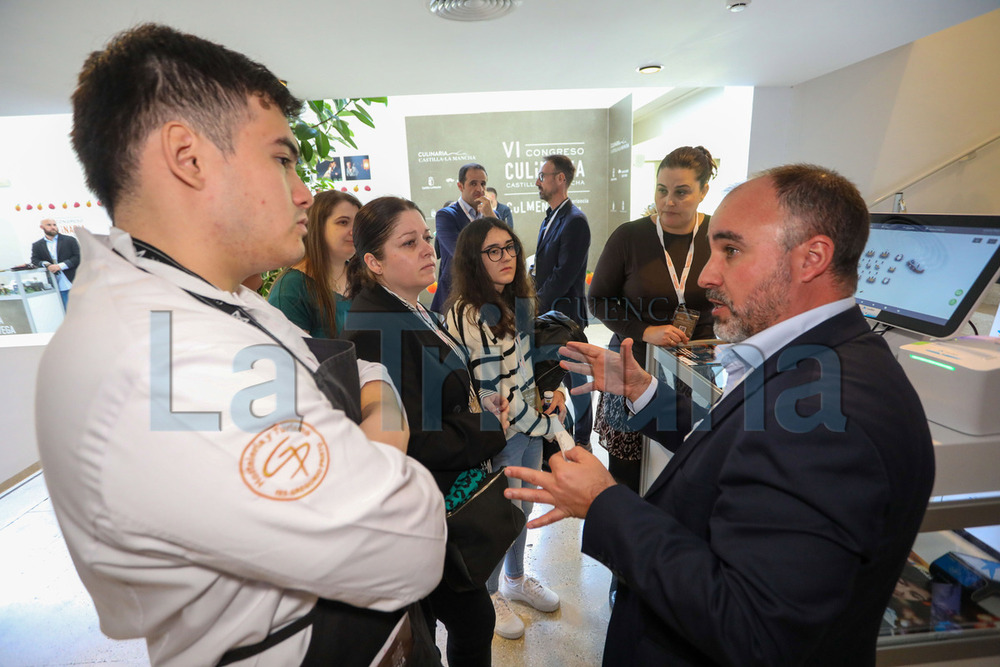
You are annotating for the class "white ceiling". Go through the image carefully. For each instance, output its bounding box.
[1,0,998,116]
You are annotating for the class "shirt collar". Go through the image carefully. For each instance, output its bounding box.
[105,227,251,306]
[715,296,857,384]
[458,198,478,218]
[546,198,569,218]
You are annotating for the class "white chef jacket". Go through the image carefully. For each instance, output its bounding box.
[35,229,447,666]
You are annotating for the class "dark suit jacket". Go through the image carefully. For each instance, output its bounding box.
[582,307,935,666]
[534,199,591,328]
[495,202,514,228]
[343,284,506,493]
[430,201,469,313]
[31,234,81,283]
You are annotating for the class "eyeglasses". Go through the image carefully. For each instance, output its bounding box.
[537,171,559,181]
[481,242,519,262]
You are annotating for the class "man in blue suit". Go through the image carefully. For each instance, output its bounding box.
[533,154,592,448]
[31,218,81,309]
[507,165,935,666]
[430,163,494,313]
[486,187,514,228]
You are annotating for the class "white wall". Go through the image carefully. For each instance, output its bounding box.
[630,87,754,221]
[0,335,48,486]
[0,113,113,268]
[748,9,1000,214]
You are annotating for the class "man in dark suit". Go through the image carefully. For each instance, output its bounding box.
[31,218,80,309]
[507,164,935,666]
[430,163,494,313]
[486,187,513,228]
[533,153,592,448]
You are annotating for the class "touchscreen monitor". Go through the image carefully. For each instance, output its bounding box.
[855,213,1000,339]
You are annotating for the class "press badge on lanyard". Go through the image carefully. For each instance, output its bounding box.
[656,217,701,337]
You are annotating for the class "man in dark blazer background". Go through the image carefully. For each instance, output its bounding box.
[31,218,80,309]
[533,153,592,448]
[507,164,935,666]
[430,163,494,313]
[486,187,514,228]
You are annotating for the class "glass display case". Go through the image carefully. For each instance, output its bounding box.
[0,268,65,335]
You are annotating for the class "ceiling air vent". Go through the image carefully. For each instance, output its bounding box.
[428,0,521,22]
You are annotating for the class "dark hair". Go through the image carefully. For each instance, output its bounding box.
[347,196,424,298]
[276,190,361,336]
[486,187,498,196]
[658,146,717,188]
[71,23,301,219]
[544,154,575,187]
[759,164,869,293]
[447,218,535,338]
[459,163,487,183]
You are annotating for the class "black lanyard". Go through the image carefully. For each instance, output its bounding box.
[121,239,315,371]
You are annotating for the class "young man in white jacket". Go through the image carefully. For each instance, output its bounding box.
[36,23,446,667]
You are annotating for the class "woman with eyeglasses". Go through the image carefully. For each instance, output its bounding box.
[341,197,507,666]
[445,217,566,641]
[268,189,360,337]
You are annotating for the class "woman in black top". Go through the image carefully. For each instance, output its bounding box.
[588,146,717,492]
[342,196,506,666]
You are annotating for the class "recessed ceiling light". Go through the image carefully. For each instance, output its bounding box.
[637,64,662,75]
[726,0,751,12]
[428,0,521,22]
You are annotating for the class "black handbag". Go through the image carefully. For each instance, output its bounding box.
[442,467,526,593]
[533,310,587,394]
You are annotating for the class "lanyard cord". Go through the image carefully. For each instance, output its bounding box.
[121,239,314,370]
[654,215,701,307]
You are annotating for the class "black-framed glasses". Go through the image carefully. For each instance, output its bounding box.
[481,242,519,262]
[537,171,559,181]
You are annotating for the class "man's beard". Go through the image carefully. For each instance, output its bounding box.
[708,262,791,343]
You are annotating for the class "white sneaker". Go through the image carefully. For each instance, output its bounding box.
[500,575,560,613]
[492,593,525,639]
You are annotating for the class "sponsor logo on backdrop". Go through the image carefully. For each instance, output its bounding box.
[417,150,477,163]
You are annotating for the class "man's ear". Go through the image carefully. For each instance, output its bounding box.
[161,122,206,190]
[363,252,382,275]
[796,234,835,283]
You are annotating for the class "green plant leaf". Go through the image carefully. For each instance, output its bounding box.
[293,122,318,141]
[351,105,376,128]
[289,97,379,190]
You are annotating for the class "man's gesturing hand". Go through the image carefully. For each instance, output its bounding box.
[504,446,617,528]
[558,337,653,403]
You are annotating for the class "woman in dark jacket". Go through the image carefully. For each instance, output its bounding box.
[342,196,506,666]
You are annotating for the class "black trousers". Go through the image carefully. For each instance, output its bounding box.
[420,582,495,666]
[608,454,642,494]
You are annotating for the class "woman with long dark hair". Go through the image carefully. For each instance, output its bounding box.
[268,189,361,337]
[445,217,566,640]
[342,197,507,666]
